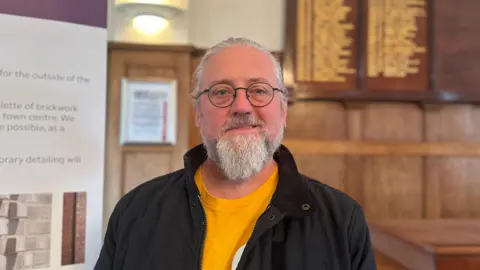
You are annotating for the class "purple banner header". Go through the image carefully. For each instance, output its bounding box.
[0,0,107,28]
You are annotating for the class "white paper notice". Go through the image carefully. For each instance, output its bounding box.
[126,87,168,141]
[120,79,177,145]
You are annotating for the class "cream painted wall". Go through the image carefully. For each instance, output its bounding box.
[107,0,286,51]
[187,0,285,51]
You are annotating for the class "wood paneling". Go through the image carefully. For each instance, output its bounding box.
[362,104,423,142]
[291,154,346,191]
[284,102,346,140]
[283,140,480,156]
[282,2,480,267]
[425,105,480,143]
[123,152,172,193]
[282,102,480,270]
[363,156,423,219]
[283,0,480,103]
[434,0,480,94]
[104,42,193,232]
[189,50,203,148]
[426,157,480,218]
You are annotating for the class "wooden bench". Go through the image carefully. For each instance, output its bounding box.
[368,219,480,270]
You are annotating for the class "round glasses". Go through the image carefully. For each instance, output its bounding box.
[195,82,285,108]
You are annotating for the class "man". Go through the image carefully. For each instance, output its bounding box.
[95,37,377,270]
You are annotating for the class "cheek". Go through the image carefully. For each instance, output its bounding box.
[258,109,285,135]
[265,121,283,137]
[199,108,227,137]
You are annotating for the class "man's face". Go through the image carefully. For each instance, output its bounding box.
[195,45,287,181]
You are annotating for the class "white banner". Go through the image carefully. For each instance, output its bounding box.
[0,2,107,269]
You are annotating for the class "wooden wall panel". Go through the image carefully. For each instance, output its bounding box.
[425,105,480,142]
[104,43,193,233]
[285,102,346,140]
[283,102,480,223]
[427,157,480,218]
[283,102,480,270]
[123,152,172,194]
[424,105,480,219]
[363,156,423,219]
[291,154,346,191]
[434,0,480,94]
[188,50,204,148]
[362,104,423,142]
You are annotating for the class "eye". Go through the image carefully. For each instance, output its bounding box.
[249,85,273,97]
[213,88,229,96]
[254,88,267,94]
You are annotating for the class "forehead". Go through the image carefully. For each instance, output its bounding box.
[201,45,277,88]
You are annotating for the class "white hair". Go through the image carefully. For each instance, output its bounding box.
[191,37,287,108]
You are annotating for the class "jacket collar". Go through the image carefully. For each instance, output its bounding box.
[183,144,316,218]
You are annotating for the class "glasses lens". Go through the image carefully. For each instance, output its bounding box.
[209,84,235,107]
[247,83,274,106]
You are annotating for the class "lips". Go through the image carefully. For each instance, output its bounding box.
[227,124,259,131]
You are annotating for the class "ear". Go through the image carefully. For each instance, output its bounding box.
[194,105,201,127]
[281,101,288,122]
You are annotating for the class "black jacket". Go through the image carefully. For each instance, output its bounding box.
[95,144,377,270]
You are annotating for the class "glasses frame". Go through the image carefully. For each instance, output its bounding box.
[194,82,286,108]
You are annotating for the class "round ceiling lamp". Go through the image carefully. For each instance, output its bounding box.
[132,14,168,35]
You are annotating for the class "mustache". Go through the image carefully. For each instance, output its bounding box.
[221,114,265,133]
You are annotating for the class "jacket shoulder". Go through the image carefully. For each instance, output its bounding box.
[302,174,366,228]
[304,174,360,208]
[302,175,377,269]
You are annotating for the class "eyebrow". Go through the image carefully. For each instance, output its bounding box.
[206,77,271,88]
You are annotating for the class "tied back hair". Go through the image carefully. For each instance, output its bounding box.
[191,37,288,109]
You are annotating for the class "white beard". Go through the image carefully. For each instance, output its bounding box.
[203,128,283,181]
[216,133,268,181]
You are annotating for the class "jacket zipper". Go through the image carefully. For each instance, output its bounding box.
[236,204,272,270]
[197,195,207,270]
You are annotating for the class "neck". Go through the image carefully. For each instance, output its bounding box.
[201,158,277,199]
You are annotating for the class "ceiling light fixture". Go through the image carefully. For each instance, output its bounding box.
[132,14,168,35]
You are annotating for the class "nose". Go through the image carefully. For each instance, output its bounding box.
[230,89,253,113]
